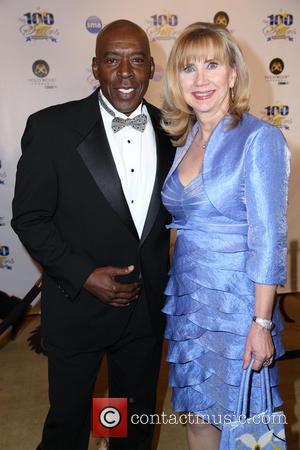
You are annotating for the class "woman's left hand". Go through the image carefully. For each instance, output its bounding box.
[242,322,274,371]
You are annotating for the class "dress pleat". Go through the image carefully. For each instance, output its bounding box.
[161,169,284,429]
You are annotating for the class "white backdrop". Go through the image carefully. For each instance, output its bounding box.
[0,0,299,297]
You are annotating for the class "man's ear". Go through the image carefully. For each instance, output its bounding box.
[92,57,99,80]
[149,57,155,80]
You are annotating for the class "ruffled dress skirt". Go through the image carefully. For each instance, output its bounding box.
[161,169,284,429]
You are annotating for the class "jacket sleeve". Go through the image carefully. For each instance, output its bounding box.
[11,114,96,300]
[244,124,290,285]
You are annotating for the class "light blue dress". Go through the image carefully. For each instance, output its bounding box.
[161,113,290,428]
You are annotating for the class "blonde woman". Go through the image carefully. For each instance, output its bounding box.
[161,22,289,450]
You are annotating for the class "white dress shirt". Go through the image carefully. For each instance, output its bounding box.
[99,92,157,238]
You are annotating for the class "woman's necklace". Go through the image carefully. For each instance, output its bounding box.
[195,131,208,151]
[198,138,207,152]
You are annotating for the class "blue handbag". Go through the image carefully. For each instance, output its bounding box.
[219,359,287,449]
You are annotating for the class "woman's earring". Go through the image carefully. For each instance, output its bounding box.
[230,87,235,103]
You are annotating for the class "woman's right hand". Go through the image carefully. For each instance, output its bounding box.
[242,321,274,371]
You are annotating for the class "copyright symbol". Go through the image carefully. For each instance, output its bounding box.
[99,407,121,428]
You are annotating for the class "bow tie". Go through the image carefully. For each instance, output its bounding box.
[111,115,147,133]
[98,89,147,133]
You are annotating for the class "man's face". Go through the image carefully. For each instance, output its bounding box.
[92,25,154,116]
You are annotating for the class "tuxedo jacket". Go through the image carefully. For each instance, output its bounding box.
[12,88,174,349]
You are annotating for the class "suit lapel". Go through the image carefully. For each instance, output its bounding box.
[76,93,173,245]
[76,90,139,240]
[140,103,173,246]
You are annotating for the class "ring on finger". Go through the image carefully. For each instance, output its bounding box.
[263,358,272,367]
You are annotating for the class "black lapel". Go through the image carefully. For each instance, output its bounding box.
[140,102,173,246]
[76,90,139,240]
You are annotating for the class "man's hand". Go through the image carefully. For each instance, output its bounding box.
[83,265,140,307]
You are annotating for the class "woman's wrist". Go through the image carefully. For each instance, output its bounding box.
[252,316,274,331]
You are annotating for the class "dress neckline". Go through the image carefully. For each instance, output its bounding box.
[176,167,202,189]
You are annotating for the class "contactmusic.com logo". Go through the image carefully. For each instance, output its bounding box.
[93,398,127,437]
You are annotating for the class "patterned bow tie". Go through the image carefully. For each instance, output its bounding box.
[111,115,147,133]
[98,90,147,133]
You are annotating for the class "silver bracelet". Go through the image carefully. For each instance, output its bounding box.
[252,316,274,331]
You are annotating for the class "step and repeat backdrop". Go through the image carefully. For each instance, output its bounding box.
[0,0,299,297]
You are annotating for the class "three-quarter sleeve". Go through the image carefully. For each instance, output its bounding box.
[245,125,290,285]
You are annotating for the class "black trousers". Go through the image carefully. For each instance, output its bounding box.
[41,297,163,450]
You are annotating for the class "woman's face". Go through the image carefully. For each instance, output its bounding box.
[179,54,236,122]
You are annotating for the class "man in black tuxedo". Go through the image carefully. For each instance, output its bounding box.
[12,20,174,450]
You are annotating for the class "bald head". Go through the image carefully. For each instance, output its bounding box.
[92,19,154,115]
[96,20,150,57]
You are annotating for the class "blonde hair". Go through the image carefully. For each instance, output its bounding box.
[161,22,250,146]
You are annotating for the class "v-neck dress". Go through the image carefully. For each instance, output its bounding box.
[161,166,284,428]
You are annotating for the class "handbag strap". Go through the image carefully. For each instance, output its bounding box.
[236,359,254,416]
[264,364,273,414]
[236,359,273,417]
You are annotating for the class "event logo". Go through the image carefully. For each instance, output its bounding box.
[0,245,14,270]
[265,58,289,85]
[32,60,50,78]
[19,9,59,42]
[270,58,284,75]
[262,104,292,130]
[263,12,295,41]
[214,11,229,27]
[0,160,6,185]
[29,60,56,89]
[86,16,102,34]
[146,13,179,41]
